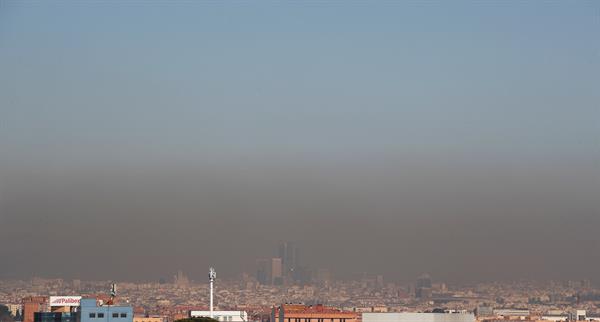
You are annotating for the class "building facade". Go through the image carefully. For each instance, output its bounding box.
[23,296,49,322]
[271,304,358,322]
[278,242,298,282]
[190,311,248,322]
[133,316,168,322]
[271,258,283,285]
[363,313,475,322]
[34,312,77,322]
[79,299,133,322]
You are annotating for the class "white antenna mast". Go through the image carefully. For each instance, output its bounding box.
[209,267,216,318]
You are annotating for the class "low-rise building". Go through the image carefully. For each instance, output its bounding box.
[363,313,475,322]
[190,311,248,322]
[133,315,168,322]
[271,304,358,322]
[34,312,77,322]
[492,310,530,318]
[23,296,49,322]
[79,298,133,322]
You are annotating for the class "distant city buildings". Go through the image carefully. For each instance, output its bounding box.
[278,242,298,283]
[2,276,600,322]
[475,306,493,317]
[256,258,271,285]
[415,274,433,300]
[315,269,332,287]
[271,258,283,286]
[174,271,190,288]
[256,242,304,286]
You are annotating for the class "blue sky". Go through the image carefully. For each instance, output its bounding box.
[1,1,598,166]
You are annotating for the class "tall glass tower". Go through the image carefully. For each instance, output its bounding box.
[278,241,298,281]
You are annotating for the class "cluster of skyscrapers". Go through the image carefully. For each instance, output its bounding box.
[256,242,311,286]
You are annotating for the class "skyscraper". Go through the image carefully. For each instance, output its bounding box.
[278,241,298,282]
[271,258,283,285]
[416,273,433,299]
[416,273,432,289]
[256,258,271,285]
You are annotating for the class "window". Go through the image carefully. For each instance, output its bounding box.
[113,313,119,318]
[98,313,105,318]
[89,313,96,318]
[121,314,127,318]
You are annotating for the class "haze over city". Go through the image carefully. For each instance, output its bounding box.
[1,0,599,285]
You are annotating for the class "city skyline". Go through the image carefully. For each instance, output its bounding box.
[2,1,600,322]
[0,239,598,285]
[2,274,600,319]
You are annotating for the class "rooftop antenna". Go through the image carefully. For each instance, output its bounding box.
[106,283,117,306]
[209,267,216,318]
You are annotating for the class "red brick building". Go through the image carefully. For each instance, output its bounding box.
[271,304,358,322]
[22,296,48,322]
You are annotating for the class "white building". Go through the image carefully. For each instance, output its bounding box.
[570,310,587,321]
[542,315,568,322]
[493,309,530,318]
[363,313,475,322]
[190,311,248,322]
